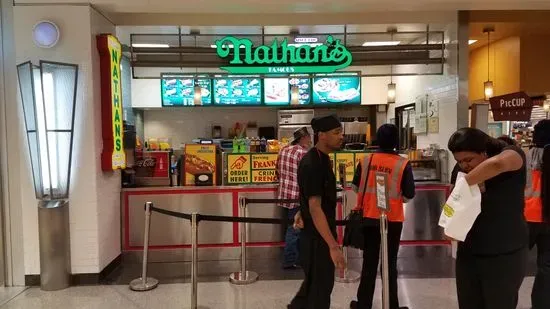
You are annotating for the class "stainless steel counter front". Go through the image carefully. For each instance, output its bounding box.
[122,183,450,262]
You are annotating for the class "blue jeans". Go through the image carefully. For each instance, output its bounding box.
[284,207,300,267]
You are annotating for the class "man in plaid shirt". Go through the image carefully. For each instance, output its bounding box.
[277,127,311,269]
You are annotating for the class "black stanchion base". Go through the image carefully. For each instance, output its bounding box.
[229,271,259,285]
[129,277,159,291]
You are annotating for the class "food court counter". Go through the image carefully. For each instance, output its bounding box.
[121,183,451,262]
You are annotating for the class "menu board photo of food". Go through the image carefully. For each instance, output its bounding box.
[312,73,361,105]
[213,77,262,105]
[264,78,289,105]
[264,76,311,106]
[161,74,212,106]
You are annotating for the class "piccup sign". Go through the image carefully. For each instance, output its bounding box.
[489,91,534,121]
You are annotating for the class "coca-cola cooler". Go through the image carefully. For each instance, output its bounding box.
[134,151,172,186]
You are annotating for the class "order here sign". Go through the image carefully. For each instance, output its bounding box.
[489,91,534,121]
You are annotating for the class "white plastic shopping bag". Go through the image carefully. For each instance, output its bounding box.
[438,172,482,242]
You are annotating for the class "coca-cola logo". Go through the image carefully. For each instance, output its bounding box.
[136,158,156,168]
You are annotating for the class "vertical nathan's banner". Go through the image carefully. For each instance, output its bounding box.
[97,34,126,171]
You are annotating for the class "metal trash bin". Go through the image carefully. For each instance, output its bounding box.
[38,200,71,291]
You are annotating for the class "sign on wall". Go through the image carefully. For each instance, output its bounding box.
[215,36,352,74]
[97,34,126,171]
[489,91,534,121]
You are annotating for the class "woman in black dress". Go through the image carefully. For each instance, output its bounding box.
[448,128,528,309]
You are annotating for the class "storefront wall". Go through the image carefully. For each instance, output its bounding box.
[7,4,463,280]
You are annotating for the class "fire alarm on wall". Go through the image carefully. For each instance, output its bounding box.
[32,20,60,48]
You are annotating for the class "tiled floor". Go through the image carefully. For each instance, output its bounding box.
[0,278,535,309]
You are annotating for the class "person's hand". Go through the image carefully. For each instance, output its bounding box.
[330,246,346,271]
[293,211,304,230]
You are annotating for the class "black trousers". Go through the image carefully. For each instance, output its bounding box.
[529,223,550,309]
[356,221,403,309]
[456,246,527,309]
[289,232,335,309]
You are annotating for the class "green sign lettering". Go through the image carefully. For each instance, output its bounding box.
[215,36,352,74]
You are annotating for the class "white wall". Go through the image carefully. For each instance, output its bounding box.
[90,8,122,271]
[14,5,120,275]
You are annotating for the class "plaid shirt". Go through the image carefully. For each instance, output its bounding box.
[276,144,308,209]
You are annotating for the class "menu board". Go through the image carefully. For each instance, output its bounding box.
[213,77,262,105]
[264,77,311,105]
[312,73,361,104]
[161,75,212,106]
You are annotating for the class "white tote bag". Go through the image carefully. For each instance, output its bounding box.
[439,172,482,242]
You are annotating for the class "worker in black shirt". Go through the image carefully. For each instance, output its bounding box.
[448,128,528,309]
[349,124,415,309]
[288,115,346,309]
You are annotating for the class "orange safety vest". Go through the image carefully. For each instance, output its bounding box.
[525,169,543,223]
[354,153,408,222]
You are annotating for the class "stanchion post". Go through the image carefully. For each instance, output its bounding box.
[229,197,259,285]
[335,164,360,283]
[375,172,391,309]
[191,212,198,309]
[129,202,159,291]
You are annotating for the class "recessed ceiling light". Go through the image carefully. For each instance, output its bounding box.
[362,41,400,47]
[468,40,478,45]
[132,43,169,48]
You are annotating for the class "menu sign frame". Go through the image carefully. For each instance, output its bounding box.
[160,73,213,107]
[213,76,262,105]
[264,76,311,106]
[312,72,362,105]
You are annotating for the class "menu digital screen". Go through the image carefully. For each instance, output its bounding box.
[213,78,262,105]
[264,77,311,106]
[312,74,361,105]
[161,75,212,106]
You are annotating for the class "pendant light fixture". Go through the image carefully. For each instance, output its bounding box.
[290,86,300,105]
[387,29,397,104]
[193,83,202,105]
[483,26,495,101]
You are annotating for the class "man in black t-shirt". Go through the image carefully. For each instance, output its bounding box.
[288,115,345,309]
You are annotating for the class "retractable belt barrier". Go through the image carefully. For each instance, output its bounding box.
[130,198,352,309]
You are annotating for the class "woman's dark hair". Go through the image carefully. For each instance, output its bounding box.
[448,127,506,157]
[376,124,399,150]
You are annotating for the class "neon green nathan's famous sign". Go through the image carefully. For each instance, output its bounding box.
[215,36,353,74]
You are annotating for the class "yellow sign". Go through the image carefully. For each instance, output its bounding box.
[184,144,217,185]
[355,152,368,167]
[227,154,251,184]
[335,152,355,183]
[251,154,278,170]
[107,35,125,169]
[252,170,278,183]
